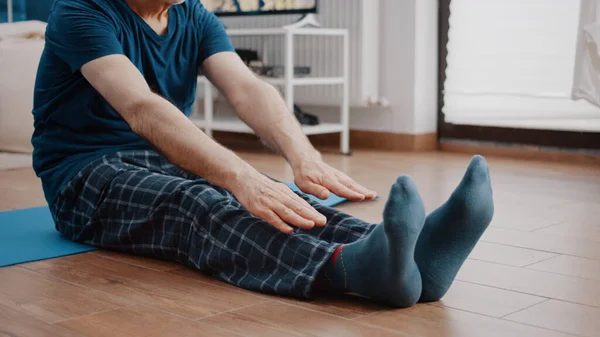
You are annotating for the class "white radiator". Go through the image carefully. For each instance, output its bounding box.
[219,0,380,107]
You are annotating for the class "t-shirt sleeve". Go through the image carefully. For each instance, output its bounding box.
[195,4,235,64]
[45,1,124,73]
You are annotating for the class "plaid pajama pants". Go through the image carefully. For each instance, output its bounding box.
[51,151,375,298]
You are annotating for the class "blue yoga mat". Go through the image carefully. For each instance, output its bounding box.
[283,182,348,207]
[0,183,348,267]
[0,206,97,268]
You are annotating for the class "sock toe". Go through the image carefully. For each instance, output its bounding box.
[383,176,425,235]
[460,156,494,220]
[387,176,419,205]
[463,155,491,184]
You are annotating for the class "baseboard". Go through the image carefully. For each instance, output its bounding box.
[213,130,438,152]
[312,130,438,152]
[440,139,600,166]
[208,131,600,165]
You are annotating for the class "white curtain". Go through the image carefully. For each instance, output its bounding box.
[443,0,600,132]
[572,0,600,108]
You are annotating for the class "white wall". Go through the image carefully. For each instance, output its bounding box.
[349,0,438,134]
[413,0,439,134]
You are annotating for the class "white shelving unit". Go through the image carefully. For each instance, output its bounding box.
[6,0,13,22]
[191,27,350,154]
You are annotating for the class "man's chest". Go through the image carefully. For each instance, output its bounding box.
[143,17,169,36]
[118,31,200,109]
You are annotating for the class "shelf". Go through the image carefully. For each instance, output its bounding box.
[195,25,350,153]
[289,28,348,37]
[263,77,344,86]
[225,28,347,37]
[191,118,344,135]
[197,76,343,86]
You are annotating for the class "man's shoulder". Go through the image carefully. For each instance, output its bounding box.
[50,0,120,18]
[52,0,114,10]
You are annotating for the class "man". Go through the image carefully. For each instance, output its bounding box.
[32,0,494,307]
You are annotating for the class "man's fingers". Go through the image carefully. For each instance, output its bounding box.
[325,179,365,201]
[272,202,315,229]
[297,180,330,200]
[283,193,327,226]
[258,209,294,234]
[341,177,377,200]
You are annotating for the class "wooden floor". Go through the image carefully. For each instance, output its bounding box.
[1,150,599,337]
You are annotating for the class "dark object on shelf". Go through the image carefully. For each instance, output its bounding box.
[248,61,266,75]
[294,104,320,126]
[264,65,311,78]
[235,49,259,65]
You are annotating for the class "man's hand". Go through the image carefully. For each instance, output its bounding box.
[293,157,377,201]
[202,53,375,205]
[229,168,328,234]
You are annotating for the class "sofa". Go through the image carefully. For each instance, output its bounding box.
[0,20,46,153]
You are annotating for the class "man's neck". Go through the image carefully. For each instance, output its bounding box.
[124,0,171,20]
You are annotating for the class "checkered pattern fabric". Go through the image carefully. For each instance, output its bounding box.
[51,151,375,298]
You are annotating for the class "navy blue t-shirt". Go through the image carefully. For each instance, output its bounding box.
[32,0,234,206]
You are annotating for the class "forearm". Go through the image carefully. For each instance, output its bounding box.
[129,94,255,190]
[233,81,321,168]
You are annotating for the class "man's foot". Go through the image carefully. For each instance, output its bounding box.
[318,176,425,307]
[415,155,494,302]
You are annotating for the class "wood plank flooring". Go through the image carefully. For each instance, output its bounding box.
[1,150,598,336]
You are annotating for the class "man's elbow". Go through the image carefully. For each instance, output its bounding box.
[229,79,275,110]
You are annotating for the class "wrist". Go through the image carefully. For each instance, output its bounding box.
[288,148,322,170]
[223,161,257,192]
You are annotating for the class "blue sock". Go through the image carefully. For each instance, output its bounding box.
[415,155,494,302]
[318,176,425,307]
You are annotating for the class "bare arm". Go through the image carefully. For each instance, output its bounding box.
[81,54,326,233]
[81,54,250,192]
[202,53,315,167]
[202,52,376,201]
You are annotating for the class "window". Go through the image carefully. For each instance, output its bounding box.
[442,0,600,133]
